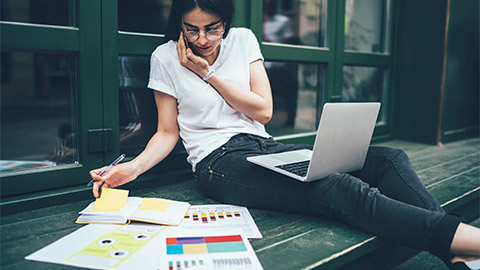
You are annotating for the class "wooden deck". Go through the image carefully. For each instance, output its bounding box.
[1,137,479,270]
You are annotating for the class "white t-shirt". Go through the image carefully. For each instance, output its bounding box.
[148,28,271,171]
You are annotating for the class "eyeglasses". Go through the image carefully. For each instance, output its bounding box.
[182,23,225,42]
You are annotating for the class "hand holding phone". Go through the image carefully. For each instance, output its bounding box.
[183,33,190,50]
[177,32,208,77]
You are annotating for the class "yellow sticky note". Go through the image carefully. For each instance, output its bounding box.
[139,198,169,211]
[92,188,129,211]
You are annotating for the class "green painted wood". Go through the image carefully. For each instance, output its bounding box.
[233,0,250,28]
[101,0,121,163]
[118,32,164,54]
[440,0,480,143]
[0,22,79,51]
[323,0,338,103]
[262,44,332,63]
[392,0,448,144]
[248,0,262,41]
[332,0,346,100]
[0,166,193,216]
[342,51,390,66]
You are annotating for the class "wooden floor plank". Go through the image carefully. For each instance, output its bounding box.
[0,138,478,270]
[392,217,480,270]
[1,228,78,268]
[428,167,479,204]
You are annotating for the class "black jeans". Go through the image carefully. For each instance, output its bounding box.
[194,133,461,260]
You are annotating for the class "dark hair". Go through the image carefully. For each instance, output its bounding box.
[165,0,234,42]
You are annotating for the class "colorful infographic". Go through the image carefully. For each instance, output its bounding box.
[160,232,263,270]
[64,224,164,269]
[26,224,164,270]
[166,235,247,255]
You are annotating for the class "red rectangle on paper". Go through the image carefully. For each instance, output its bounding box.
[166,238,177,245]
[204,235,242,243]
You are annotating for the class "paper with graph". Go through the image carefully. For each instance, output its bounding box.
[177,204,262,239]
[159,230,263,270]
[26,223,165,270]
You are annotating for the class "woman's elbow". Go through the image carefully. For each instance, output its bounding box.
[257,109,273,125]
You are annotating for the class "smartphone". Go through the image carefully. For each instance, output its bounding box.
[182,31,201,56]
[182,31,190,50]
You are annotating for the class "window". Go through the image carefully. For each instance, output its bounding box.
[344,0,391,53]
[259,0,393,139]
[118,55,157,157]
[118,0,170,34]
[341,0,392,130]
[342,66,388,122]
[0,0,396,198]
[263,0,327,47]
[1,0,104,197]
[0,0,76,27]
[1,52,77,172]
[265,61,324,136]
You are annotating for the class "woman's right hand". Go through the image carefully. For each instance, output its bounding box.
[89,161,139,198]
[176,33,209,78]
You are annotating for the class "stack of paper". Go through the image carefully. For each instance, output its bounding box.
[26,188,265,269]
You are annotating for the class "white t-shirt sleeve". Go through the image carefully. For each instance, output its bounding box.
[147,52,177,99]
[245,29,264,64]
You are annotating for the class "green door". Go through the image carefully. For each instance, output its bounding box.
[1,1,106,200]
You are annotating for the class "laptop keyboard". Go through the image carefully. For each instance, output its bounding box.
[275,160,310,177]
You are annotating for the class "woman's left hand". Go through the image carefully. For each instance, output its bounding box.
[176,34,209,78]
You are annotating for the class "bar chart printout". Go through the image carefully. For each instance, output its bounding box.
[180,205,262,239]
[161,233,263,270]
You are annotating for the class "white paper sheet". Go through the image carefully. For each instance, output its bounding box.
[158,229,263,270]
[26,223,165,270]
[178,205,263,239]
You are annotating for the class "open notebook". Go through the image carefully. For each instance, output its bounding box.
[76,188,190,225]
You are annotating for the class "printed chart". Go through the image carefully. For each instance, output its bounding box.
[166,235,247,254]
[26,223,165,270]
[160,232,263,270]
[64,225,160,268]
[167,258,254,270]
[179,205,262,239]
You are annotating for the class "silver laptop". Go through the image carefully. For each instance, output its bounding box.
[247,102,381,182]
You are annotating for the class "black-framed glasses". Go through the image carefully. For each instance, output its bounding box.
[182,22,225,42]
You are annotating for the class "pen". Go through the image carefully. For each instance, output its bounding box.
[87,154,125,186]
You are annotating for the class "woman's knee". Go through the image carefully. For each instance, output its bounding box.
[370,146,409,163]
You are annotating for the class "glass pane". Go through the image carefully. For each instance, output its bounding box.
[1,52,77,173]
[0,0,76,27]
[344,0,391,53]
[342,66,387,122]
[118,55,157,156]
[118,0,171,34]
[265,61,325,136]
[263,0,327,47]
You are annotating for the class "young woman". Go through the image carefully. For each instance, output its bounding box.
[90,0,480,268]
